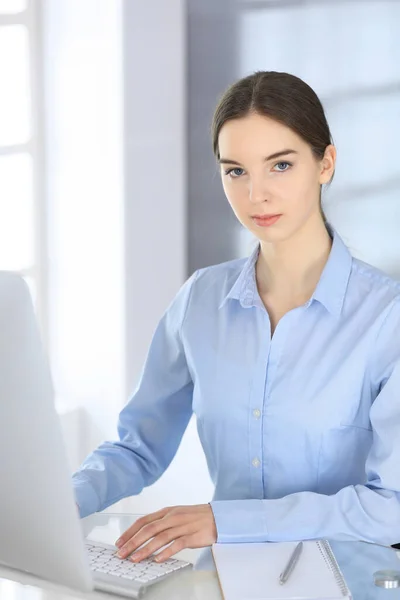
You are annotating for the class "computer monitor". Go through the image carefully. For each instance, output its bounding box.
[0,271,92,592]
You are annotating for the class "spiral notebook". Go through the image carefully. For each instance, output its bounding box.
[211,539,352,600]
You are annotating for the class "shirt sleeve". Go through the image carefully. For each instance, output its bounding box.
[210,297,400,547]
[72,271,198,518]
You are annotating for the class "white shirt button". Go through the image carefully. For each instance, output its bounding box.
[252,457,261,468]
[253,409,261,419]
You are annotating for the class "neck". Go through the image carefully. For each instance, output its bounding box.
[256,216,332,299]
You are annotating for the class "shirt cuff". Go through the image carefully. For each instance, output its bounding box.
[210,499,268,543]
[72,475,101,518]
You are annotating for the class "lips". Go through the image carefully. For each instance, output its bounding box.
[252,214,282,227]
[252,214,281,219]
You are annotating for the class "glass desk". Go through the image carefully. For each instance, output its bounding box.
[0,512,399,599]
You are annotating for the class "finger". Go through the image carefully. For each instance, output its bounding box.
[117,513,192,559]
[115,507,171,548]
[153,536,190,563]
[130,527,190,563]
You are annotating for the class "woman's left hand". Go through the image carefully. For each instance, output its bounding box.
[114,504,218,563]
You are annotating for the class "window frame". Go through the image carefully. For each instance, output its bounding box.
[0,0,48,346]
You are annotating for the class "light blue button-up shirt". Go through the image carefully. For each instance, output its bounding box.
[73,225,400,546]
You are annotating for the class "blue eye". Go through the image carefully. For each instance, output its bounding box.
[225,167,245,178]
[274,161,292,172]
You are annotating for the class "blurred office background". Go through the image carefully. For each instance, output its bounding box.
[0,0,399,514]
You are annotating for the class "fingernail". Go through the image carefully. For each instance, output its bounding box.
[115,539,123,548]
[117,551,124,558]
[130,554,140,562]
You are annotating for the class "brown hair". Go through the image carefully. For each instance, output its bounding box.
[211,71,334,224]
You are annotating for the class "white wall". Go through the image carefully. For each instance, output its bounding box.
[43,0,125,454]
[121,0,213,513]
[43,0,214,512]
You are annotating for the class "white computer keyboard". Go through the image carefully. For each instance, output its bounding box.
[86,541,192,597]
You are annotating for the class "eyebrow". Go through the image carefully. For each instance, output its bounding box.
[218,149,298,166]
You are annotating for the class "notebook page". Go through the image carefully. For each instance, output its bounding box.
[212,540,346,600]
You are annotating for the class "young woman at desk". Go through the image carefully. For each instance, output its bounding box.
[73,71,400,564]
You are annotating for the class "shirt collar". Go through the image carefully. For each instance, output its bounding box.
[219,224,353,317]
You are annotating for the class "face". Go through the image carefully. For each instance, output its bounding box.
[217,112,336,243]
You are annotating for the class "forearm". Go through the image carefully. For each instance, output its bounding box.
[210,484,400,546]
[72,441,148,517]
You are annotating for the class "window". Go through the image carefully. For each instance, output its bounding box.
[0,0,46,340]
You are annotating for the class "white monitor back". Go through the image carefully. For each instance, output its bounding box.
[0,271,92,592]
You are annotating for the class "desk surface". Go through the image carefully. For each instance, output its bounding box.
[0,512,399,599]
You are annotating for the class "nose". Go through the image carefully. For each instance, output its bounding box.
[249,177,269,204]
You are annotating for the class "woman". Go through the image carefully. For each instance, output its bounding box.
[73,71,400,563]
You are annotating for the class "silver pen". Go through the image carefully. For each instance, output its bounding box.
[279,541,304,585]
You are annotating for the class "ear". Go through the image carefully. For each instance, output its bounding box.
[319,144,336,185]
